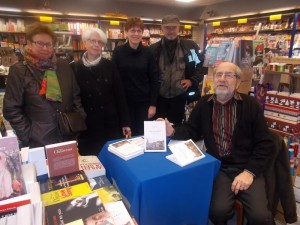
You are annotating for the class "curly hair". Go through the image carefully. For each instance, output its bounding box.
[25,22,56,42]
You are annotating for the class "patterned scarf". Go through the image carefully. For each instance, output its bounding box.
[24,46,62,102]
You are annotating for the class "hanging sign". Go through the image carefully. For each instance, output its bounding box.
[110,20,120,25]
[212,21,220,26]
[184,25,192,29]
[269,14,282,21]
[238,18,247,24]
[39,16,53,22]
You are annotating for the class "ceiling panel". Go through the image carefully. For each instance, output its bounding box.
[116,0,232,7]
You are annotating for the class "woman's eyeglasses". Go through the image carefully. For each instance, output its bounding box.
[31,41,53,49]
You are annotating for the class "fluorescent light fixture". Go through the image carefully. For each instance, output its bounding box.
[155,19,162,22]
[260,7,295,14]
[181,20,198,25]
[230,12,258,18]
[67,13,97,17]
[0,7,22,12]
[206,16,228,21]
[141,17,154,22]
[176,0,195,2]
[25,9,63,15]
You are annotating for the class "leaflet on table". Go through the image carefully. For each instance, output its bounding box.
[144,121,166,152]
[166,139,205,167]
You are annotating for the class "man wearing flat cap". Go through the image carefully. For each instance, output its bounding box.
[150,15,207,125]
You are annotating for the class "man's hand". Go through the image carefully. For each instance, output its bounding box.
[181,79,192,91]
[156,118,174,136]
[231,170,254,195]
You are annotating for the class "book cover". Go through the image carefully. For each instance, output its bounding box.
[78,155,106,179]
[41,182,92,206]
[201,75,214,96]
[239,40,253,68]
[108,139,144,160]
[45,192,107,225]
[0,136,26,201]
[45,140,79,178]
[104,201,135,225]
[94,185,122,204]
[167,139,205,167]
[0,193,31,218]
[27,146,48,180]
[215,40,235,63]
[144,121,166,152]
[253,40,264,66]
[203,44,219,67]
[89,175,111,191]
[39,170,88,194]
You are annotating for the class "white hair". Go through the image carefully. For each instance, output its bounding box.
[82,27,107,44]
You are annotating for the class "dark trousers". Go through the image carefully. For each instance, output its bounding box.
[128,102,149,136]
[155,93,186,125]
[209,168,273,225]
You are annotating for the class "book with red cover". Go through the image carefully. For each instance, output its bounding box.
[45,140,79,178]
[0,193,31,218]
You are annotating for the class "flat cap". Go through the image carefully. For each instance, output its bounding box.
[162,15,180,27]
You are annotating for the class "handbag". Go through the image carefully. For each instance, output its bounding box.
[57,111,87,136]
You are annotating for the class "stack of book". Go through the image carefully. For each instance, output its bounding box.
[108,137,145,160]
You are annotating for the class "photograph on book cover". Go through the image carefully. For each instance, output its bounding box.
[0,136,26,201]
[45,192,112,225]
[144,121,166,152]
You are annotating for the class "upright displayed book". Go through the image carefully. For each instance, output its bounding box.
[45,140,79,177]
[0,136,26,201]
[144,121,166,152]
[108,137,144,160]
[201,75,214,96]
[166,139,205,167]
[78,155,106,179]
[215,40,235,64]
[27,146,48,181]
[45,192,112,225]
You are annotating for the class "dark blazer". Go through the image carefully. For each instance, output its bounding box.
[3,59,85,148]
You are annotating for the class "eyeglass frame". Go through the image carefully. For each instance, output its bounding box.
[87,39,104,46]
[31,40,54,49]
[214,72,240,80]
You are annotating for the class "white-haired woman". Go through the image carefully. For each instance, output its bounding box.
[70,28,131,156]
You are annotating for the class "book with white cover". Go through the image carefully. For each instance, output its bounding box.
[78,155,106,179]
[108,138,144,160]
[28,146,48,181]
[104,201,135,225]
[167,139,205,167]
[144,121,166,152]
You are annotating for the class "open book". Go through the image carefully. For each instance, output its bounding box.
[166,139,205,167]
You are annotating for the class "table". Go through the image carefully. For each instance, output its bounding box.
[99,139,221,225]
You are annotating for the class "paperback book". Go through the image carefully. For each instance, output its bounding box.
[166,139,205,167]
[104,200,135,225]
[45,140,79,177]
[41,182,92,206]
[27,146,48,181]
[78,155,106,179]
[39,170,88,194]
[0,136,26,201]
[45,192,110,225]
[144,121,166,152]
[108,137,144,160]
[89,175,111,191]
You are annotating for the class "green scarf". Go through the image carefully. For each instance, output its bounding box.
[40,70,62,102]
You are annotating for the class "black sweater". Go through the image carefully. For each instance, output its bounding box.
[112,42,159,106]
[173,93,274,177]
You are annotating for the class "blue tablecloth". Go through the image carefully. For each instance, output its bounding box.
[99,139,221,225]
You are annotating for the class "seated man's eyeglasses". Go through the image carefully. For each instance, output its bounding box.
[215,72,238,80]
[31,41,53,49]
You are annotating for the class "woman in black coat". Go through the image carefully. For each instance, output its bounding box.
[3,22,85,148]
[71,28,131,156]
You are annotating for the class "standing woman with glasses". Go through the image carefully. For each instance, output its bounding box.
[3,22,85,148]
[112,17,159,136]
[70,28,131,156]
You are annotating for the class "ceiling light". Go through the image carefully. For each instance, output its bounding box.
[205,16,228,21]
[141,17,154,22]
[176,0,195,2]
[67,13,97,17]
[181,20,198,25]
[0,7,22,12]
[25,9,63,15]
[230,12,258,18]
[260,7,295,14]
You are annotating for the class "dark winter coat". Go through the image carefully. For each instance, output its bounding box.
[3,59,85,148]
